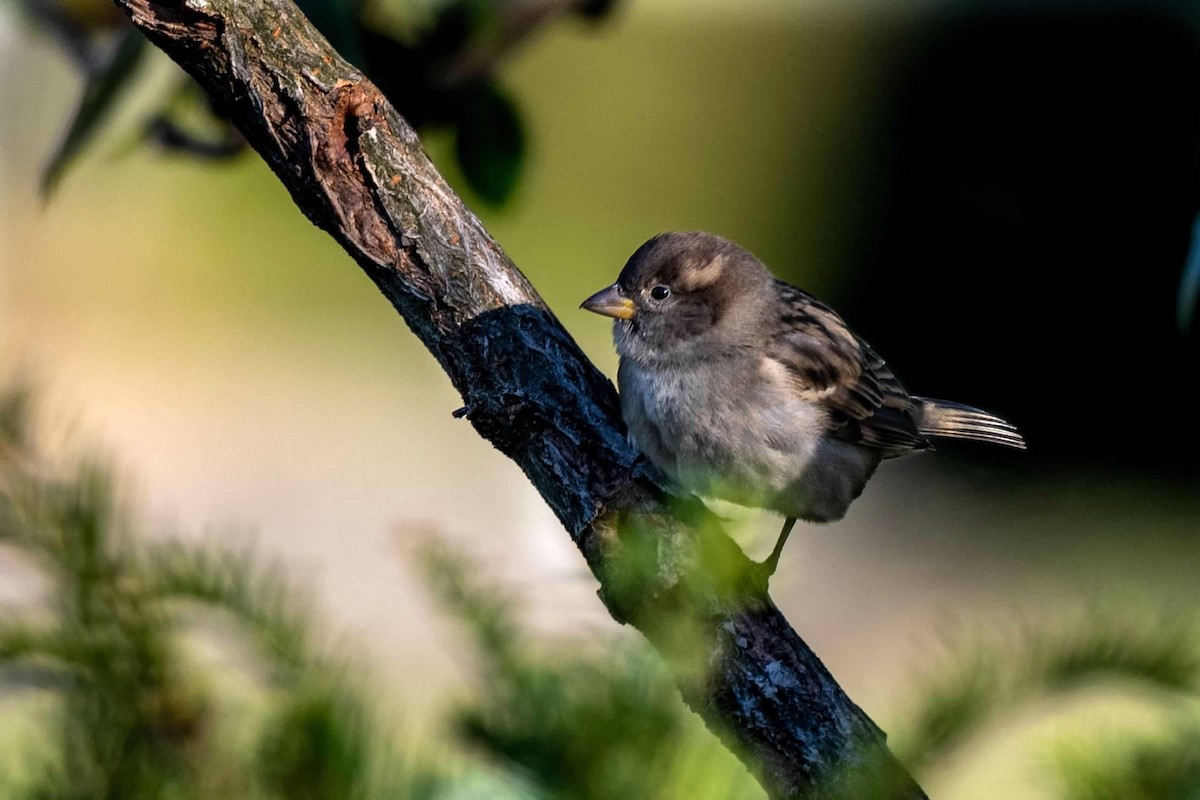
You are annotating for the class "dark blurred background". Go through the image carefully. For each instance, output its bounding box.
[2,1,1199,798]
[838,4,1200,473]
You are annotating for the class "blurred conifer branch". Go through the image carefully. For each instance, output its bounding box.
[418,536,766,800]
[419,536,1200,799]
[895,606,1200,783]
[0,377,421,800]
[142,541,317,673]
[1053,720,1200,799]
[4,374,1200,798]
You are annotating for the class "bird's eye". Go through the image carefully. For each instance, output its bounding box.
[649,285,671,301]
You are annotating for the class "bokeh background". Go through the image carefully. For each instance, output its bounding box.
[2,1,1200,798]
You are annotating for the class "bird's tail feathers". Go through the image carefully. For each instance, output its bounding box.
[914,397,1026,450]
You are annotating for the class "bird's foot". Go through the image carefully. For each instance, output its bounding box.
[746,552,781,594]
[745,517,795,593]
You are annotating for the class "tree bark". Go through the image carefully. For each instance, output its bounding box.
[110,1,928,797]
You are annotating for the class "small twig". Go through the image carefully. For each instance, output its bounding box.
[145,116,246,158]
[21,0,106,72]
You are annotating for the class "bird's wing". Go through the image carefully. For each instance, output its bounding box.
[765,280,929,453]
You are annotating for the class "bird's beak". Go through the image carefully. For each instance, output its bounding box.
[580,285,636,320]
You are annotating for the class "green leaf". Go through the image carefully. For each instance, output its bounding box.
[41,29,147,198]
[575,0,622,21]
[295,0,365,68]
[454,82,526,205]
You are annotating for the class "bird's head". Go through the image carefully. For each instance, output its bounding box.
[581,231,772,365]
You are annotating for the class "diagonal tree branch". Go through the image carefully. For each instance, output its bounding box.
[109,1,927,797]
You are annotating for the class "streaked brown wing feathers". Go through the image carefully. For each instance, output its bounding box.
[768,281,928,452]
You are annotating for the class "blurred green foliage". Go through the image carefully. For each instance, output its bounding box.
[418,539,764,800]
[39,28,146,196]
[4,372,1200,799]
[897,608,1200,775]
[1054,723,1200,800]
[0,376,418,799]
[17,0,616,204]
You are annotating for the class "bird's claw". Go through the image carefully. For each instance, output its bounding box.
[746,556,779,595]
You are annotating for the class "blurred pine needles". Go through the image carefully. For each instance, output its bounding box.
[3,372,1200,799]
[896,607,1200,773]
[0,376,415,799]
[418,538,765,800]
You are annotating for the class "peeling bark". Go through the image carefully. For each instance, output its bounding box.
[109,0,928,797]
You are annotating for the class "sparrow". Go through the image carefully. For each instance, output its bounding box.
[581,232,1024,577]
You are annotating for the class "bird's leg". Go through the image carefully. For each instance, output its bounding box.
[759,517,797,578]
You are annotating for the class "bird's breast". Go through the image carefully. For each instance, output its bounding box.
[617,357,827,506]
